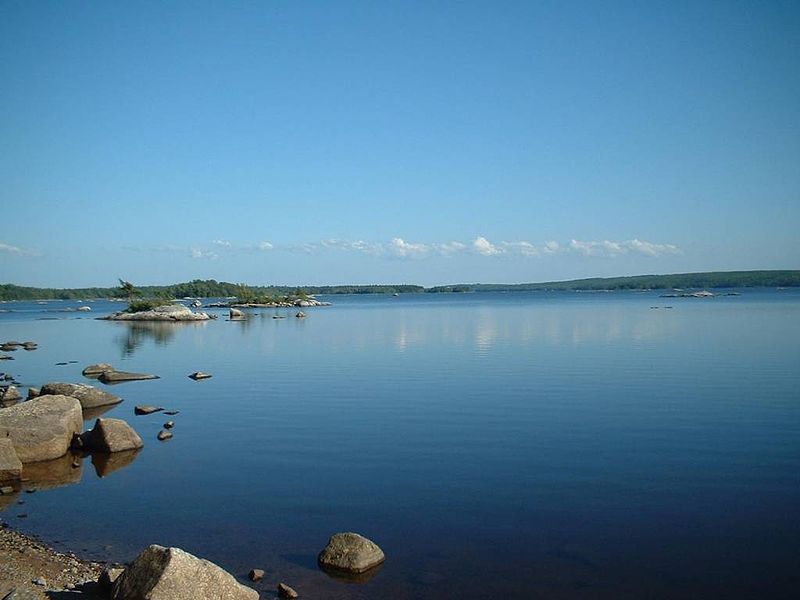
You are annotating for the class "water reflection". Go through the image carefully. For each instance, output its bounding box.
[91,449,141,478]
[0,449,142,511]
[389,305,678,351]
[113,321,206,356]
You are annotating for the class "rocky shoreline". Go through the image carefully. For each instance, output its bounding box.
[0,523,106,598]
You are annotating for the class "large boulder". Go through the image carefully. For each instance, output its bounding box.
[318,532,385,574]
[103,304,211,322]
[78,418,143,453]
[111,545,258,600]
[0,395,83,462]
[0,438,22,481]
[40,382,121,410]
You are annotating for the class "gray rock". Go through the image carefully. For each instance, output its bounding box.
[318,532,385,574]
[111,545,259,600]
[98,566,125,593]
[295,311,306,318]
[26,387,40,400]
[99,370,159,383]
[79,418,144,453]
[248,569,264,582]
[163,421,174,429]
[134,405,163,415]
[157,430,173,441]
[278,582,298,598]
[0,385,21,404]
[40,382,122,410]
[189,371,212,380]
[77,305,92,312]
[82,363,115,377]
[2,588,40,600]
[0,355,13,360]
[229,308,245,318]
[0,439,22,482]
[103,304,211,322]
[0,485,14,494]
[0,395,83,462]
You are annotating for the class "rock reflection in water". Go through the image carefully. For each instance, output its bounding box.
[113,321,206,356]
[91,449,141,478]
[319,562,384,584]
[20,452,84,491]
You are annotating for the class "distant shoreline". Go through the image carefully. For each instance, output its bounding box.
[1,270,799,301]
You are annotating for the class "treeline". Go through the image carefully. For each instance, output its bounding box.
[0,280,425,301]
[426,270,800,293]
[2,271,798,301]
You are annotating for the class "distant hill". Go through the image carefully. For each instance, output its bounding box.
[426,270,800,293]
[1,271,798,301]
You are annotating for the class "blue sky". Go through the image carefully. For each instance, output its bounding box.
[1,1,798,287]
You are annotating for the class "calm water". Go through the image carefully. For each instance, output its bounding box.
[1,291,799,599]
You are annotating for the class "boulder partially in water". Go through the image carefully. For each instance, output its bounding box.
[0,438,22,481]
[318,532,385,574]
[0,395,83,462]
[82,363,115,377]
[41,382,122,410]
[0,385,22,405]
[78,418,143,453]
[111,545,259,600]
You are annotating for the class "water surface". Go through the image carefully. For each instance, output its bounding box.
[1,291,799,598]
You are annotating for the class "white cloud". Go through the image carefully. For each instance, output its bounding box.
[434,241,467,255]
[0,242,38,257]
[190,248,218,260]
[258,241,273,251]
[567,239,680,257]
[388,237,429,258]
[473,236,503,256]
[502,241,540,256]
[543,240,561,254]
[211,239,232,248]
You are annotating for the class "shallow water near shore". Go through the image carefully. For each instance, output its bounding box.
[1,290,799,599]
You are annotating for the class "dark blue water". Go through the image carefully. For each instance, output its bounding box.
[1,291,799,599]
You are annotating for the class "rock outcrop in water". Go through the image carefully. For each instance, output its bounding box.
[102,304,211,322]
[318,532,385,574]
[99,370,159,383]
[40,382,122,410]
[0,395,83,462]
[111,545,259,600]
[76,418,144,453]
[82,363,115,377]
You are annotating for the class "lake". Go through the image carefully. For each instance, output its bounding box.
[1,290,799,599]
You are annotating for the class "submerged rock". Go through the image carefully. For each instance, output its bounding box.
[99,371,159,383]
[134,405,163,415]
[157,430,173,441]
[110,545,259,600]
[248,569,264,582]
[318,532,385,574]
[41,382,122,410]
[278,582,298,598]
[78,418,144,453]
[0,395,83,462]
